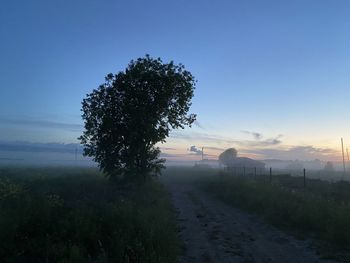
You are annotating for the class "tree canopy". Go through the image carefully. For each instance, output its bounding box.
[79,55,196,181]
[324,161,334,172]
[218,148,238,167]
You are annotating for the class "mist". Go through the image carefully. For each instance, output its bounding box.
[0,141,95,167]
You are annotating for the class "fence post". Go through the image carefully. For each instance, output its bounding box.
[269,167,272,183]
[254,167,257,179]
[303,168,306,188]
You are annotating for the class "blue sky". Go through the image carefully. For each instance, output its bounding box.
[1,0,350,161]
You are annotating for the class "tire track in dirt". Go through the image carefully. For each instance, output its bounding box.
[164,180,338,263]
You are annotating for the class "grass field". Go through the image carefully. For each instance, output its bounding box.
[0,167,180,263]
[2,165,350,262]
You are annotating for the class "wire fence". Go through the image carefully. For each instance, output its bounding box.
[222,166,350,190]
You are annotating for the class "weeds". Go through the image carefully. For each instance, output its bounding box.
[0,167,179,262]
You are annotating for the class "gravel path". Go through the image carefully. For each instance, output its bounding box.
[164,180,337,263]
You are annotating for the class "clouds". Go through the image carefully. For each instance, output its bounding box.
[0,117,83,131]
[241,130,262,140]
[0,116,83,143]
[203,146,226,151]
[0,116,340,162]
[235,136,282,147]
[189,145,203,155]
[159,152,179,158]
[169,131,237,145]
[159,147,176,151]
[243,145,338,161]
[239,130,283,147]
[290,146,336,154]
[170,130,283,149]
[2,140,337,162]
[167,129,340,161]
[0,141,83,154]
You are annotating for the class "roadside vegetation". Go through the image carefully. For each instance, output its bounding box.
[0,167,179,263]
[199,171,350,260]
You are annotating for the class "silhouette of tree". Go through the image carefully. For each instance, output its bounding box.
[286,160,303,170]
[324,161,334,172]
[218,148,238,167]
[79,55,196,181]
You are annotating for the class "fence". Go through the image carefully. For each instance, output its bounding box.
[222,166,350,188]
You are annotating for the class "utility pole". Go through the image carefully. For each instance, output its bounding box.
[341,138,346,178]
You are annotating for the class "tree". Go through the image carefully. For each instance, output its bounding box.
[324,161,334,172]
[79,55,196,181]
[286,160,303,170]
[218,148,238,167]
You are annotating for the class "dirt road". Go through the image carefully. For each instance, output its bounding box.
[164,180,337,263]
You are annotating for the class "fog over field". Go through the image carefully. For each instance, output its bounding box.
[0,140,347,171]
[0,141,94,166]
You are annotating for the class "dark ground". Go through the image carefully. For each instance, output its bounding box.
[163,177,338,263]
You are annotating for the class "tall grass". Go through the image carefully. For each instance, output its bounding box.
[0,167,179,262]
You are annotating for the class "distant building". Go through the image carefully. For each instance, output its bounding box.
[193,157,266,174]
[222,157,266,175]
[228,157,265,169]
[194,159,220,168]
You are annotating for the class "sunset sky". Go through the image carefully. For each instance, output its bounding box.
[1,0,350,162]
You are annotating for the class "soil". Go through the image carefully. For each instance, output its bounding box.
[163,179,338,263]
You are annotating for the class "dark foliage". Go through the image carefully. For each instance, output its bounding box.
[218,148,238,167]
[0,167,179,262]
[79,55,196,180]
